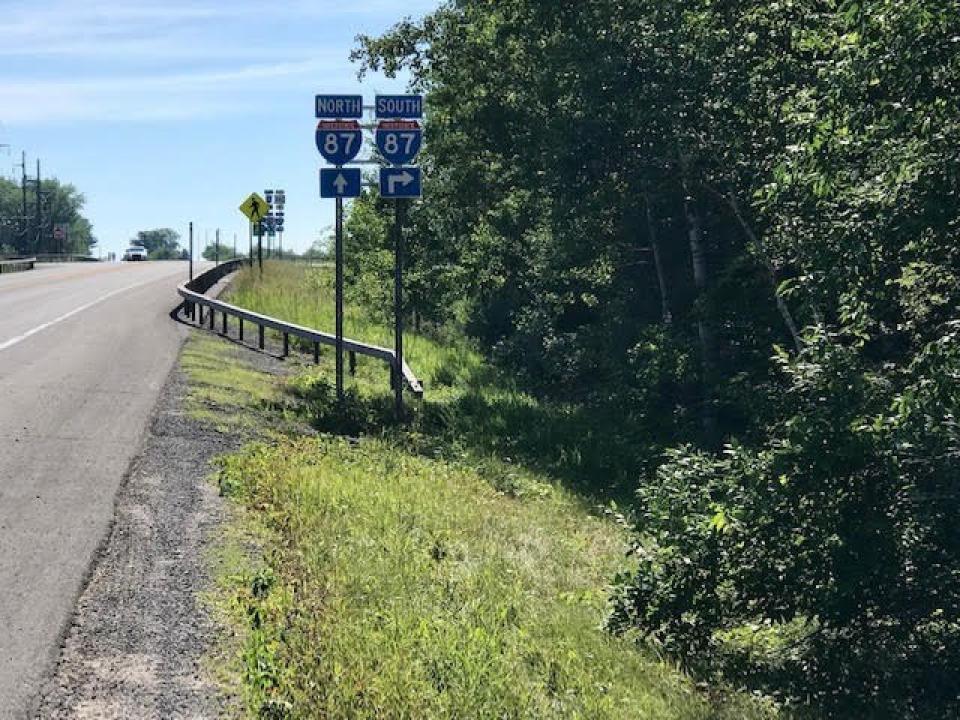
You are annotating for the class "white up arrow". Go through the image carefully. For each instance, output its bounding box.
[387,170,414,195]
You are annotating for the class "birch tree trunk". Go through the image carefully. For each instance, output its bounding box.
[644,192,673,325]
[680,170,719,445]
[720,190,803,352]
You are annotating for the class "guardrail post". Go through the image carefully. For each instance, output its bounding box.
[209,307,215,330]
[258,325,265,350]
[349,352,357,377]
[283,333,289,357]
[239,318,244,342]
[314,342,320,365]
[222,312,227,335]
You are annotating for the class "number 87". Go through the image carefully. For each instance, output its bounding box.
[324,133,356,156]
[383,133,416,155]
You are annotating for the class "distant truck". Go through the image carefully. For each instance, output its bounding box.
[122,246,148,261]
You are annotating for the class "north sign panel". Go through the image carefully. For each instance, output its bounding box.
[315,94,363,119]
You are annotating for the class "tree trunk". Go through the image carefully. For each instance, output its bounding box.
[644,192,672,325]
[721,190,803,352]
[680,170,719,446]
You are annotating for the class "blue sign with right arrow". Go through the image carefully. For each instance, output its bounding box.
[380,167,422,199]
[320,168,362,199]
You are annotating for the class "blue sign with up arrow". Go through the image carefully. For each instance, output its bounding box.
[380,167,422,199]
[320,168,362,199]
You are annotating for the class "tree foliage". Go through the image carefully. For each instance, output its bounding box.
[351,1,960,715]
[134,228,183,260]
[202,241,239,261]
[0,177,96,255]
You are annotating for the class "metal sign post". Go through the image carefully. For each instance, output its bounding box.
[215,228,220,266]
[189,222,194,281]
[317,95,366,404]
[393,200,406,418]
[257,223,263,276]
[239,192,268,276]
[375,94,424,419]
[335,196,344,400]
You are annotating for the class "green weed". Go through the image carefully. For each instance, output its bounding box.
[192,262,777,718]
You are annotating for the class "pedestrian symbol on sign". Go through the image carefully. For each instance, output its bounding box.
[239,192,269,222]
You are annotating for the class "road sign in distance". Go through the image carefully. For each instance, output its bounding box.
[239,192,269,222]
[316,120,363,165]
[315,94,363,119]
[321,168,362,199]
[375,94,423,119]
[380,167,422,199]
[376,120,422,166]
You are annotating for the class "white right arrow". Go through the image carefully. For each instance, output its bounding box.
[387,170,414,195]
[333,173,349,194]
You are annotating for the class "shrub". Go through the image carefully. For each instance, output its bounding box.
[610,327,960,717]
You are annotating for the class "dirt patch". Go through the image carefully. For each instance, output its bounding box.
[36,339,286,719]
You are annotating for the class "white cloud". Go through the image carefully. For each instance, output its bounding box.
[0,57,351,124]
[0,0,440,56]
[0,0,437,124]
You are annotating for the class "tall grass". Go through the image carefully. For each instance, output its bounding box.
[217,437,772,720]
[195,262,778,718]
[228,262,480,389]
[228,262,658,502]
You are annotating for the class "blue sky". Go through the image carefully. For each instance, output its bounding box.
[0,0,440,257]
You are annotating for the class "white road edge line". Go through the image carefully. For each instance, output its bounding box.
[0,274,179,353]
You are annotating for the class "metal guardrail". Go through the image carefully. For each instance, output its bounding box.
[0,257,36,273]
[177,260,423,396]
[34,254,98,263]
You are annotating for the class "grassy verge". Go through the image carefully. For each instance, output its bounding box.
[192,262,776,719]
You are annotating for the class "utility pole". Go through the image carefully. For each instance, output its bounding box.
[215,228,220,266]
[35,159,42,254]
[233,232,237,260]
[19,152,27,245]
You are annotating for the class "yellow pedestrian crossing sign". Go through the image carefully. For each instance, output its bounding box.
[239,192,269,222]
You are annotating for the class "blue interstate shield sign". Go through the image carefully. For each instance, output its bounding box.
[320,168,362,199]
[375,120,423,166]
[316,120,363,165]
[379,167,422,199]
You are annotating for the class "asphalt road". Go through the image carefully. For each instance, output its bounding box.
[0,261,206,719]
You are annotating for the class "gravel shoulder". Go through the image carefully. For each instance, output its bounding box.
[36,312,290,719]
[35,362,236,719]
